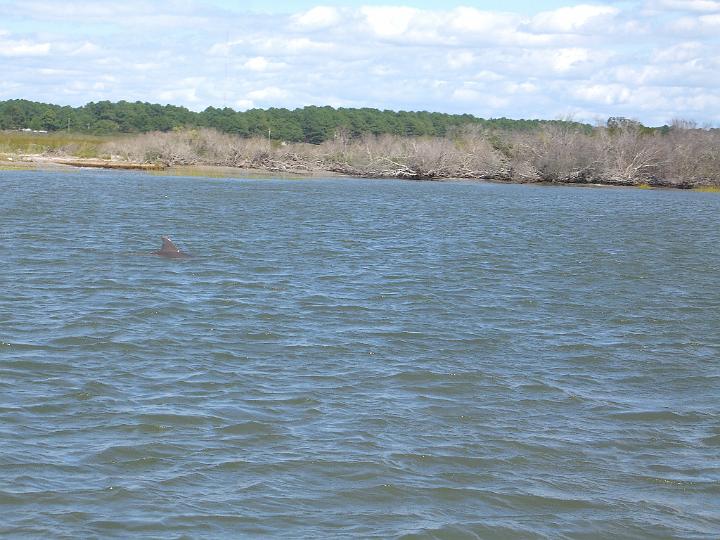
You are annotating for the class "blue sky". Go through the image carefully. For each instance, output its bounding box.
[211,0,582,12]
[1,0,719,125]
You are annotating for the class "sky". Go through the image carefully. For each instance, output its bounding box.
[1,0,719,125]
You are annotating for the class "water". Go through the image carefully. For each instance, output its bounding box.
[1,169,719,538]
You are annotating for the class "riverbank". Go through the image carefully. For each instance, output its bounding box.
[0,153,340,178]
[4,152,720,192]
[5,155,720,193]
[0,153,317,176]
[2,124,720,189]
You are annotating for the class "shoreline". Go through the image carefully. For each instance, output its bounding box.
[2,153,719,192]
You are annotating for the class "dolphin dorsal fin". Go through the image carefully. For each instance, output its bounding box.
[160,235,181,253]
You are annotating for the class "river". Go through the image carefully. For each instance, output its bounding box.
[1,170,719,538]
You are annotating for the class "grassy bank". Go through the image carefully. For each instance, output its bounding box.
[0,131,112,158]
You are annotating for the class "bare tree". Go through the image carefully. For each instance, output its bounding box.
[95,125,720,187]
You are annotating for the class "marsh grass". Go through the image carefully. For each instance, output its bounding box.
[693,186,720,192]
[0,160,37,170]
[0,131,110,155]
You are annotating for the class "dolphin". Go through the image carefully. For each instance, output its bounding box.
[153,235,191,258]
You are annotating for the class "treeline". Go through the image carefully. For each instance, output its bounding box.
[0,99,590,143]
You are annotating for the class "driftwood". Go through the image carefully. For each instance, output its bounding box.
[51,158,165,171]
[88,127,720,187]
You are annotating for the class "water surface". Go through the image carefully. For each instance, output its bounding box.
[1,170,719,538]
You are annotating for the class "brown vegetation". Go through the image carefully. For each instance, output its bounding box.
[7,123,720,188]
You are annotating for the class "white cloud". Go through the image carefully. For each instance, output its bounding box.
[369,65,397,76]
[158,78,204,103]
[572,83,632,105]
[451,86,509,109]
[235,99,254,110]
[14,0,215,28]
[451,87,482,102]
[71,41,100,56]
[0,38,50,56]
[246,86,289,102]
[1,1,720,125]
[530,5,619,34]
[217,36,335,57]
[648,0,720,12]
[360,6,418,38]
[242,56,286,72]
[132,62,161,71]
[506,82,538,94]
[652,41,703,63]
[448,8,517,34]
[472,70,504,82]
[0,80,22,98]
[553,48,591,72]
[208,41,232,56]
[293,6,342,30]
[447,51,475,70]
[243,57,269,71]
[699,13,720,25]
[670,12,720,32]
[38,68,79,76]
[158,87,199,103]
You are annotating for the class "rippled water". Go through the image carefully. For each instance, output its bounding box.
[1,170,719,538]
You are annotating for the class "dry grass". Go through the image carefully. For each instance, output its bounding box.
[318,133,509,179]
[509,124,720,187]
[98,127,720,186]
[4,125,720,188]
[0,131,111,157]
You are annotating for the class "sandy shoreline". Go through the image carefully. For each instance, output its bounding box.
[0,154,338,178]
[2,153,719,191]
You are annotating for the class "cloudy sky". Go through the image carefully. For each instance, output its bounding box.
[1,0,719,125]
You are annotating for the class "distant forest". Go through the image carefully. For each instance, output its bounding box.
[0,99,593,144]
